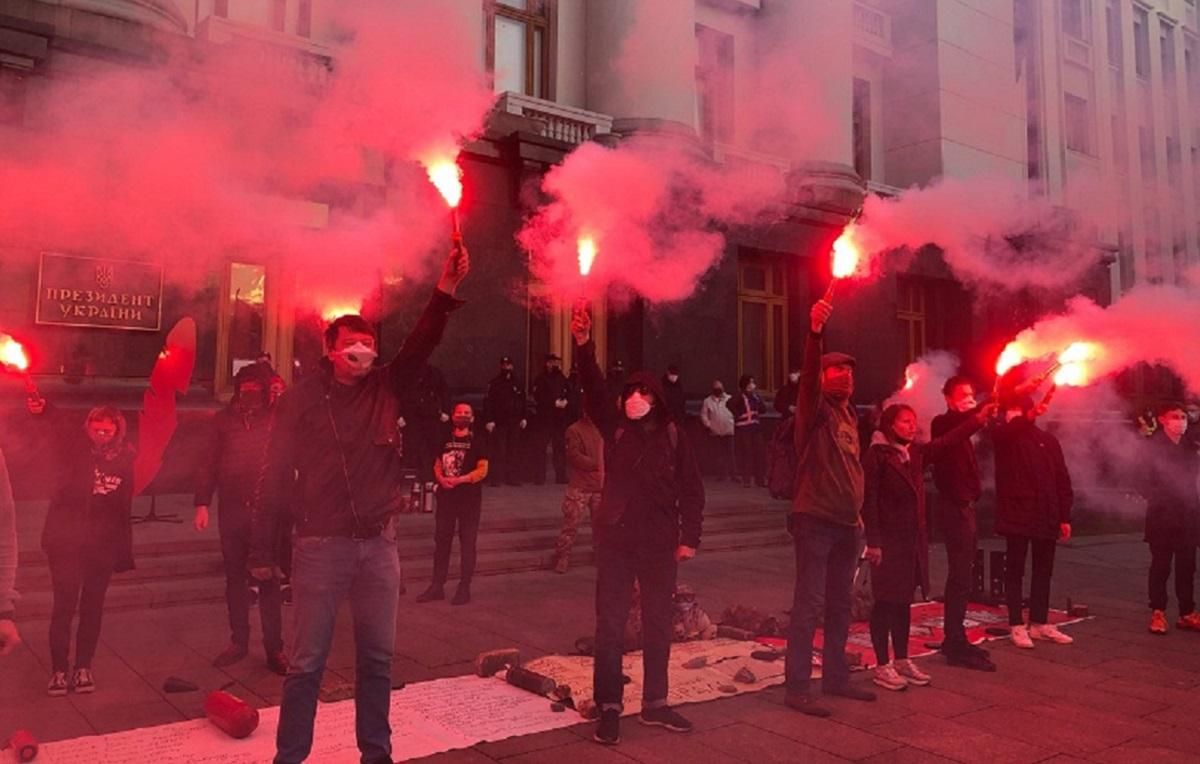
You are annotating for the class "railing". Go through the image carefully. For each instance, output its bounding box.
[195,15,333,88]
[496,91,613,145]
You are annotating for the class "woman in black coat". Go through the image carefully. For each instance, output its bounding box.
[31,399,135,697]
[862,403,988,691]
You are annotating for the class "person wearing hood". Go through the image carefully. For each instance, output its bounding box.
[930,375,996,671]
[862,402,993,692]
[483,356,527,487]
[784,298,875,717]
[1140,402,1200,635]
[699,381,735,480]
[727,375,767,487]
[28,395,135,697]
[257,245,468,764]
[571,307,704,747]
[193,361,288,674]
[992,394,1075,650]
[662,365,687,423]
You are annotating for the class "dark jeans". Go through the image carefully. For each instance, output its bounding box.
[785,514,858,694]
[48,548,114,673]
[274,531,400,764]
[487,423,522,486]
[593,541,677,711]
[870,601,912,664]
[938,496,977,649]
[707,434,734,479]
[220,518,283,654]
[530,420,567,484]
[734,427,765,483]
[1149,543,1197,616]
[431,495,481,587]
[1004,535,1056,626]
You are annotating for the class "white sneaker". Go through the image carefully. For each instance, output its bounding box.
[895,658,931,686]
[47,672,68,697]
[872,663,908,691]
[1030,623,1074,645]
[1011,624,1034,649]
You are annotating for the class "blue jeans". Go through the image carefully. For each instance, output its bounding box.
[784,514,858,695]
[274,531,400,764]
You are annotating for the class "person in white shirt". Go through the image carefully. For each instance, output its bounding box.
[700,382,735,481]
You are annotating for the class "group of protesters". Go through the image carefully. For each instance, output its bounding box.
[3,247,1199,761]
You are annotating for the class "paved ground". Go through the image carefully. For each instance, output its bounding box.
[2,482,1198,762]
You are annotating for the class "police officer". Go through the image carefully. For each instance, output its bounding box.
[484,356,527,487]
[530,353,573,485]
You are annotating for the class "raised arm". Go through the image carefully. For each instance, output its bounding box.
[794,300,832,456]
[571,307,613,438]
[921,404,995,464]
[384,246,469,396]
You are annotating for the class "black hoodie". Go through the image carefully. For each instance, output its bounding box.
[577,341,704,550]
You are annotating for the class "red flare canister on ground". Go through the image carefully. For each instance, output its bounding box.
[203,690,259,739]
[5,729,38,762]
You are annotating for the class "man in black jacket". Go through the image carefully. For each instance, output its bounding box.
[662,364,687,423]
[530,354,572,485]
[194,362,287,674]
[930,375,995,672]
[255,245,468,764]
[483,356,527,487]
[401,364,450,484]
[572,307,704,747]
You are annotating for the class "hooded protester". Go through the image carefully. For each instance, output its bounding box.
[483,355,527,487]
[255,245,468,764]
[726,375,767,487]
[784,298,875,717]
[699,381,735,480]
[571,307,704,747]
[992,394,1075,649]
[662,364,687,424]
[775,367,801,416]
[862,402,993,692]
[29,396,135,697]
[0,448,19,657]
[193,361,288,674]
[930,375,996,672]
[1140,402,1200,635]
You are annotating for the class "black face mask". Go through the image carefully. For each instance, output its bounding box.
[824,377,853,401]
[712,388,724,396]
[452,417,472,429]
[891,433,913,446]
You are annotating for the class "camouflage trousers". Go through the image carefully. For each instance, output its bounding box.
[554,487,602,563]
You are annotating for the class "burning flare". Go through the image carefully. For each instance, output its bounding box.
[0,333,29,372]
[1052,341,1099,387]
[995,344,1025,376]
[425,158,463,209]
[903,366,916,391]
[577,236,597,277]
[321,302,362,322]
[831,228,861,279]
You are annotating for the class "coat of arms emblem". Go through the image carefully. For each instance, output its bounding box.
[95,264,114,289]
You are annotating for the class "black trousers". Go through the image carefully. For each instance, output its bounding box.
[431,495,482,587]
[1004,535,1057,626]
[593,541,677,711]
[48,548,114,673]
[1149,543,1197,616]
[870,601,912,664]
[407,421,442,483]
[530,420,567,485]
[733,427,765,483]
[707,434,734,479]
[938,496,977,649]
[221,519,283,654]
[487,424,522,486]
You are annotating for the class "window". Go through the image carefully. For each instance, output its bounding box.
[1063,0,1091,42]
[224,262,266,382]
[1105,0,1122,68]
[1112,113,1128,170]
[1134,8,1151,78]
[1065,93,1094,154]
[488,0,554,99]
[1161,26,1176,82]
[297,0,312,38]
[852,77,873,180]
[737,253,788,393]
[896,278,927,365]
[695,25,735,143]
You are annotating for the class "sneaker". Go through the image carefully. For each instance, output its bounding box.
[451,583,471,606]
[872,664,908,691]
[72,667,95,694]
[1177,612,1200,632]
[266,651,290,676]
[784,692,831,717]
[1029,623,1074,645]
[639,706,693,732]
[415,585,444,603]
[213,643,248,668]
[895,659,932,686]
[47,672,68,697]
[593,709,620,745]
[1011,624,1035,649]
[822,682,877,702]
[1150,609,1169,634]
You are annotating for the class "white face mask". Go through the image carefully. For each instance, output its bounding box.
[336,342,378,375]
[667,374,679,384]
[1164,419,1189,439]
[953,395,978,413]
[789,373,800,383]
[1005,409,1023,423]
[624,392,652,420]
[746,383,756,393]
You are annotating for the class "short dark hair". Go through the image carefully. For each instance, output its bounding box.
[942,375,974,397]
[324,315,376,348]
